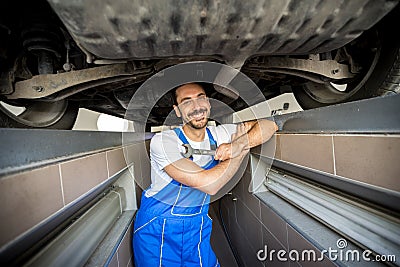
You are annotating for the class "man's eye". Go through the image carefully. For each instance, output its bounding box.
[181,100,192,106]
[180,96,207,106]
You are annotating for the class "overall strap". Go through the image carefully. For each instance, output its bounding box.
[173,127,190,145]
[206,128,217,150]
[173,127,218,164]
[202,127,219,169]
[173,127,192,160]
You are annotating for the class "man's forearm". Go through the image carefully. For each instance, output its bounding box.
[197,151,247,195]
[234,119,277,149]
[164,150,249,195]
[214,120,277,161]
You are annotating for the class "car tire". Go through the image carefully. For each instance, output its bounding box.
[292,13,400,109]
[0,100,79,129]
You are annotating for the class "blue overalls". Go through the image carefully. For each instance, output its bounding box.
[133,128,220,267]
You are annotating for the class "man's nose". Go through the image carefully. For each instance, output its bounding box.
[192,98,201,109]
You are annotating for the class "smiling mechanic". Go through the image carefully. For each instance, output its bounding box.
[133,82,277,266]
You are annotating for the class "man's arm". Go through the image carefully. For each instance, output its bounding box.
[215,119,278,161]
[164,150,248,195]
[163,122,250,195]
[236,119,278,148]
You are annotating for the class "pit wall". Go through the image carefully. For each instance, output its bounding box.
[220,133,399,266]
[0,141,150,267]
[1,132,398,266]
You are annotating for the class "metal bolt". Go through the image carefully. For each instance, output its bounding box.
[33,86,44,92]
[63,62,73,72]
[331,69,339,75]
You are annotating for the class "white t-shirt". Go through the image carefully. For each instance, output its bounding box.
[146,124,237,197]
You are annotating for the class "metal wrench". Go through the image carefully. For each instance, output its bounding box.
[181,144,216,158]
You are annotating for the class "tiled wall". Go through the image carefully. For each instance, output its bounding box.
[0,141,151,265]
[108,223,134,267]
[274,133,400,192]
[221,166,337,267]
[220,133,399,266]
[2,131,397,266]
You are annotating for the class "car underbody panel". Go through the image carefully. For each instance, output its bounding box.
[48,0,398,67]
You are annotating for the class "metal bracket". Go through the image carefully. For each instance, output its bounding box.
[6,63,137,99]
[245,57,355,82]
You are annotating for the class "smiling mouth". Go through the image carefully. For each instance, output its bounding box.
[190,112,206,121]
[188,109,208,121]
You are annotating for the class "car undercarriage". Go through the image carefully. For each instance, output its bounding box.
[0,0,399,129]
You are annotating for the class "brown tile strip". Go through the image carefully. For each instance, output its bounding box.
[275,134,281,160]
[334,135,400,192]
[279,134,334,174]
[60,152,108,205]
[261,133,400,193]
[287,225,337,267]
[117,223,134,267]
[123,143,143,180]
[0,165,63,247]
[0,141,148,258]
[107,148,128,178]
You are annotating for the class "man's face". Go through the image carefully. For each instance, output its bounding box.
[174,84,211,129]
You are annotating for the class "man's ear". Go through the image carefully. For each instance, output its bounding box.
[173,105,181,117]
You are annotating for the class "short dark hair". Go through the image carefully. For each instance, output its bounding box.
[173,86,180,106]
[172,82,210,105]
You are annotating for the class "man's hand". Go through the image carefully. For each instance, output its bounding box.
[215,123,249,161]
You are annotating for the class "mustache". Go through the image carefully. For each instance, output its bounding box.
[188,108,208,117]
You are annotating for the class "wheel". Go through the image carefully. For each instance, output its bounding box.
[292,12,400,109]
[0,100,79,129]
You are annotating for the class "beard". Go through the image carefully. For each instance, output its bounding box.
[184,108,209,129]
[187,117,209,129]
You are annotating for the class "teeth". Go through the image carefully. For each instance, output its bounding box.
[191,112,204,119]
